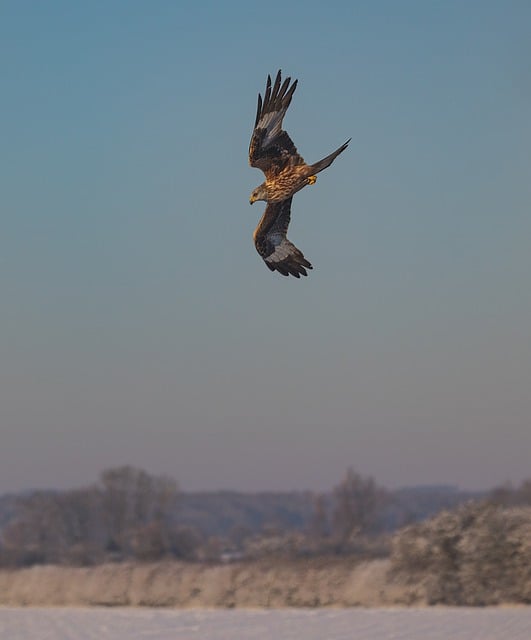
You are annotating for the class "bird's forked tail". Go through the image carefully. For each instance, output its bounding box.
[309,138,351,175]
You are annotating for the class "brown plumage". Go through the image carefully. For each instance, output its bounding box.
[249,70,350,277]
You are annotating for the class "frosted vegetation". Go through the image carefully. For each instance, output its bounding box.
[1,467,530,607]
[0,466,494,566]
[391,502,531,605]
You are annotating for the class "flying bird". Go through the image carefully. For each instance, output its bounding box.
[249,70,350,277]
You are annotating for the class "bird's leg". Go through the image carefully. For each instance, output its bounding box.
[308,175,317,185]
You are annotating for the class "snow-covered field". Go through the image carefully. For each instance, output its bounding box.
[1,607,531,640]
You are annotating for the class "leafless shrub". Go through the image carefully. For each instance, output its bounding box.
[390,501,531,605]
[331,468,388,550]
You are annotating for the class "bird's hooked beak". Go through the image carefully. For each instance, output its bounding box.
[249,197,255,205]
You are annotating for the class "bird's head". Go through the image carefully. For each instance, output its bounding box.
[249,184,268,205]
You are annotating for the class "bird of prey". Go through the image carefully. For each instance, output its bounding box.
[249,70,350,277]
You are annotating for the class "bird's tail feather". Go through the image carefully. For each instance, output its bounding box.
[309,139,351,174]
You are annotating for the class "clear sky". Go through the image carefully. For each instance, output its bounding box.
[1,1,530,494]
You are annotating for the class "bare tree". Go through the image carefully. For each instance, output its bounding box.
[99,466,179,556]
[0,467,180,567]
[488,479,531,508]
[1,488,102,566]
[332,468,387,546]
[519,479,531,505]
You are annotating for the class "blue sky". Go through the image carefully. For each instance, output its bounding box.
[1,1,530,492]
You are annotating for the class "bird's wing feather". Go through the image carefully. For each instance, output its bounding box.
[253,197,312,278]
[249,71,305,178]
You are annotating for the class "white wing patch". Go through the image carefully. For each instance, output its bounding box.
[253,197,312,277]
[257,110,283,148]
[265,237,294,264]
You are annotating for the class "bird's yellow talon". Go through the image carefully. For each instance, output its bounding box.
[308,175,317,185]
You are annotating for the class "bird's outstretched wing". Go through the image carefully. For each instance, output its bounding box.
[249,70,305,178]
[253,197,312,278]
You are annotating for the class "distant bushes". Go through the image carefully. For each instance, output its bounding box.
[0,466,202,567]
[390,501,531,605]
[2,461,531,607]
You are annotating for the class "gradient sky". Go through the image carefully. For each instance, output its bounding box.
[1,1,530,494]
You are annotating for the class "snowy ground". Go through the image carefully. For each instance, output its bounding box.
[1,607,531,640]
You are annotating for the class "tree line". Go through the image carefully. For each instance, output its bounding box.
[0,466,199,566]
[0,466,388,566]
[1,465,528,568]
